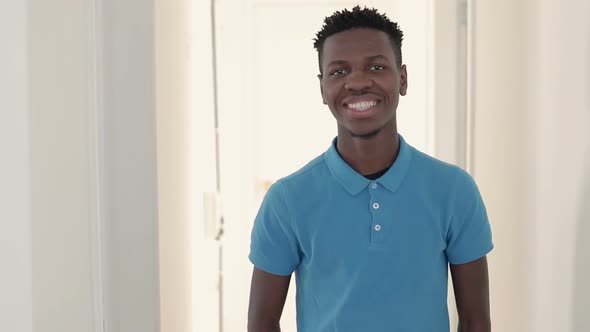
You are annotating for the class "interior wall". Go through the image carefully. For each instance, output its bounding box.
[0,0,33,331]
[472,1,534,331]
[2,0,105,331]
[2,1,212,331]
[432,0,461,164]
[531,0,590,331]
[473,0,590,331]
[154,0,193,331]
[27,0,98,330]
[101,0,161,331]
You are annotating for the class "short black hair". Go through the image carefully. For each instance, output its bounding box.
[313,6,404,73]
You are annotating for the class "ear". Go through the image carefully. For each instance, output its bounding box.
[399,64,408,96]
[318,74,327,104]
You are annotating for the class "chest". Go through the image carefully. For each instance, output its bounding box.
[294,190,448,272]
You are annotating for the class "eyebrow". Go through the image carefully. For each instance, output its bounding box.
[326,54,391,68]
[367,55,390,62]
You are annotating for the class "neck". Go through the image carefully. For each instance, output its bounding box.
[336,126,400,176]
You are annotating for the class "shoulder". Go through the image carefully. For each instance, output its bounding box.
[402,145,485,215]
[411,147,463,174]
[273,153,330,191]
[407,146,470,188]
[408,148,485,212]
[263,153,335,217]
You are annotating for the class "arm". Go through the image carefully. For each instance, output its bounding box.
[247,267,291,332]
[450,256,491,332]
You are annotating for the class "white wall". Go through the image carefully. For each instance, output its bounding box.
[0,1,33,331]
[1,0,163,331]
[3,0,107,331]
[154,0,193,331]
[2,0,199,331]
[432,0,462,165]
[101,0,161,331]
[28,0,98,330]
[1,0,103,330]
[155,0,193,328]
[473,0,590,331]
[473,1,534,331]
[531,1,590,331]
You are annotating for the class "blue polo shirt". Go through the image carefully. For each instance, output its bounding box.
[249,135,493,332]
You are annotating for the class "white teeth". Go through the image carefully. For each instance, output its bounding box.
[348,101,377,111]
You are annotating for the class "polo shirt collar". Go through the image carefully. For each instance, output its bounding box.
[324,134,413,195]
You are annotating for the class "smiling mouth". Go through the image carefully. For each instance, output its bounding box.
[346,100,378,112]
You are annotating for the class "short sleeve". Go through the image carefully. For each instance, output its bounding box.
[445,169,494,265]
[249,181,301,276]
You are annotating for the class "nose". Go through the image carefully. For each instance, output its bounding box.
[344,70,373,91]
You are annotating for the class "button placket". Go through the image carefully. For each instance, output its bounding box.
[369,185,385,245]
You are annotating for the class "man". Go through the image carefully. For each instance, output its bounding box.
[248,6,493,332]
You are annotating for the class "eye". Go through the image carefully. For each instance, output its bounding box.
[330,68,348,77]
[369,64,386,71]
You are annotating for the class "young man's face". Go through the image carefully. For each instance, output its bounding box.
[319,28,407,138]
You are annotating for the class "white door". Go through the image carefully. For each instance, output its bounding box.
[214,1,435,330]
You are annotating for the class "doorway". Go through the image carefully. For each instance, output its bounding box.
[195,0,467,330]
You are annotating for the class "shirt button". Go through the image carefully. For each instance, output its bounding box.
[372,202,380,209]
[371,183,378,189]
[374,224,382,231]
